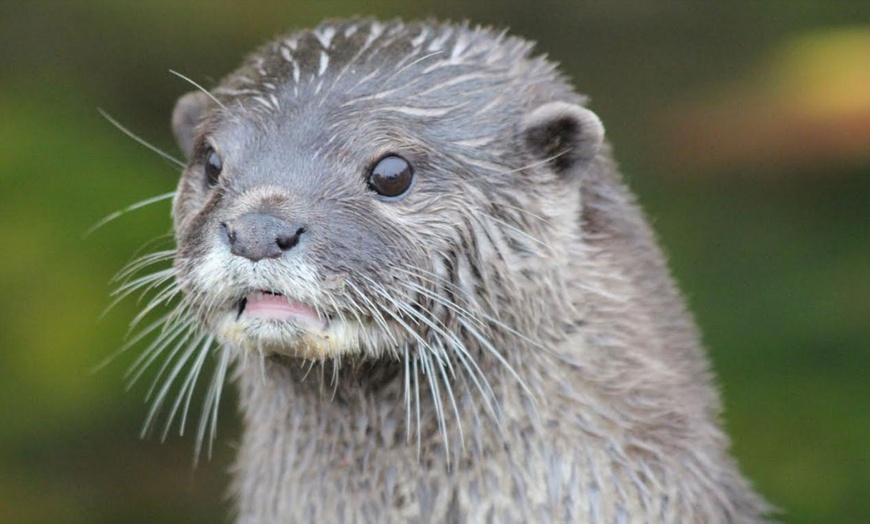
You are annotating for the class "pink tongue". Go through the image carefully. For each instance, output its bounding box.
[244,292,325,330]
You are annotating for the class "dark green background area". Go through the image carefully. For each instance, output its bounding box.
[1,2,868,522]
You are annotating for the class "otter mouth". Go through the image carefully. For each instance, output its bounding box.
[236,290,328,331]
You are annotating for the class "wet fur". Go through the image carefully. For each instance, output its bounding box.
[124,19,770,522]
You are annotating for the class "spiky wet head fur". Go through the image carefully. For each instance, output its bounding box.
[154,19,770,522]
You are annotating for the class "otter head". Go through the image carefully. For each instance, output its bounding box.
[168,21,604,366]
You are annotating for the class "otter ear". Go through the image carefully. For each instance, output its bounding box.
[172,91,210,160]
[520,101,604,179]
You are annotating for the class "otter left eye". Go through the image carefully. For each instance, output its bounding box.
[368,155,414,199]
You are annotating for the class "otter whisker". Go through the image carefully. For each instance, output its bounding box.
[329,358,341,397]
[403,344,413,443]
[183,339,219,445]
[398,268,508,336]
[493,202,552,225]
[124,313,193,387]
[397,278,487,331]
[96,108,184,167]
[299,357,318,384]
[359,276,437,353]
[85,192,177,239]
[113,267,176,299]
[92,310,175,374]
[396,312,501,434]
[142,329,208,438]
[107,242,176,304]
[369,287,480,451]
[195,340,226,462]
[343,279,400,347]
[103,268,176,321]
[368,281,455,364]
[476,310,559,354]
[323,294,347,326]
[393,279,503,426]
[334,293,379,353]
[169,69,227,110]
[398,262,479,320]
[113,249,176,284]
[140,319,199,399]
[417,349,449,458]
[451,364,487,452]
[193,286,230,323]
[413,354,422,459]
[444,336,502,423]
[431,338,465,455]
[256,344,267,383]
[127,281,184,334]
[402,265,556,355]
[457,317,537,411]
[495,148,572,177]
[163,330,213,440]
[474,211,552,252]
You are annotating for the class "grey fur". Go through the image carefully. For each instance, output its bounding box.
[141,18,771,522]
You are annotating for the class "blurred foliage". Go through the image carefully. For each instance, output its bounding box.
[0,1,867,522]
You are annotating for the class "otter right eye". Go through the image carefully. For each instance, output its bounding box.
[204,147,223,187]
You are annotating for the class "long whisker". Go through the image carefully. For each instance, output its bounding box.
[127,315,194,389]
[397,277,486,330]
[91,310,173,374]
[358,276,429,350]
[142,330,208,438]
[399,265,553,353]
[124,304,190,389]
[418,349,448,458]
[403,344,413,443]
[169,69,227,110]
[458,317,537,412]
[115,269,177,305]
[101,268,176,320]
[413,355,421,459]
[163,332,214,440]
[495,148,571,177]
[343,278,400,347]
[394,280,501,424]
[195,337,225,463]
[474,210,551,251]
[84,191,176,238]
[123,311,190,384]
[494,202,551,225]
[127,282,184,334]
[96,109,185,168]
[113,249,176,284]
[431,339,464,457]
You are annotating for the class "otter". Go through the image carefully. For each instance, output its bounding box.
[132,18,769,522]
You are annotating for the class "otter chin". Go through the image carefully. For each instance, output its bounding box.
[125,18,770,523]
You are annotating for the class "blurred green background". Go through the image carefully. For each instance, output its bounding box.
[1,1,868,522]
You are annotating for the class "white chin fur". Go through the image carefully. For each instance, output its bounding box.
[212,312,384,361]
[189,250,370,359]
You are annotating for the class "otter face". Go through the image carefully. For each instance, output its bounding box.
[168,21,604,364]
[171,98,427,360]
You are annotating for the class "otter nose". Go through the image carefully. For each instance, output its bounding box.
[221,213,306,262]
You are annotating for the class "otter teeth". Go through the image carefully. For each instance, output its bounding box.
[239,291,326,330]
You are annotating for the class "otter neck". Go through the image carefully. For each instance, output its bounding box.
[231,346,569,521]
